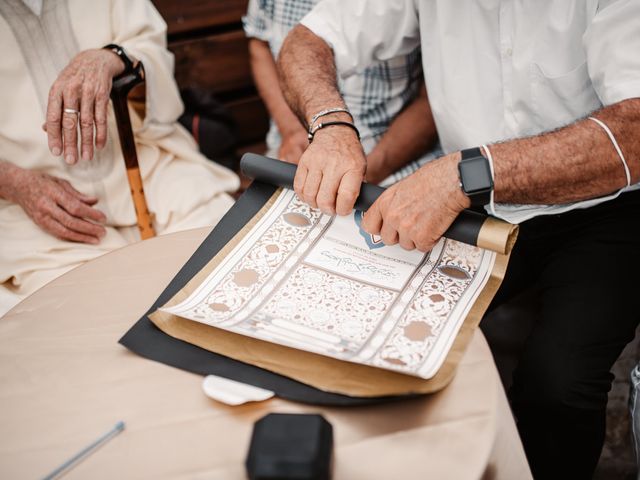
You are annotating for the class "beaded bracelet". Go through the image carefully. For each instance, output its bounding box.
[102,44,135,75]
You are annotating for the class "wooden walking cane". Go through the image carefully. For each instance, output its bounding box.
[110,63,156,239]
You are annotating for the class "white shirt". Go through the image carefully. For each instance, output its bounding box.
[301,0,640,223]
[242,0,422,155]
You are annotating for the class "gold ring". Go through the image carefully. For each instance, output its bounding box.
[63,108,79,115]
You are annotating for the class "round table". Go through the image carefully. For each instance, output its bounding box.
[0,228,531,479]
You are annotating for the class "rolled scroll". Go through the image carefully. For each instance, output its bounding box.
[240,153,517,254]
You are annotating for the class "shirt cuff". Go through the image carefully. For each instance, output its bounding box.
[242,16,271,43]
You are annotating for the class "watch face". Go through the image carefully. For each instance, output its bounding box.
[459,156,493,193]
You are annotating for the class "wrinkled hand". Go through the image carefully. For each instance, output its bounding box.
[278,128,308,164]
[294,125,366,215]
[8,168,107,244]
[362,153,470,252]
[45,49,125,165]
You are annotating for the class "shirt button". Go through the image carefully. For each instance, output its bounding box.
[505,47,513,57]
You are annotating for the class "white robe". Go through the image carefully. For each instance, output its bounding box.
[0,0,240,315]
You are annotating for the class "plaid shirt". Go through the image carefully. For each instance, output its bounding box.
[243,0,422,155]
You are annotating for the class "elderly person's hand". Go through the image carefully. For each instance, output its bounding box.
[45,49,125,165]
[362,153,470,252]
[0,162,106,244]
[293,118,366,216]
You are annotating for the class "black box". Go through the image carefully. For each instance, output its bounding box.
[246,413,333,480]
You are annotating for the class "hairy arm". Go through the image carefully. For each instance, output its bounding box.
[278,25,345,125]
[492,98,640,204]
[362,98,640,252]
[278,25,366,215]
[248,39,308,163]
[366,81,437,184]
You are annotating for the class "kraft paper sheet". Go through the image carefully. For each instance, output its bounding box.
[150,189,514,397]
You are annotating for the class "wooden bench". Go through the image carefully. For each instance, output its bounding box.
[152,0,269,163]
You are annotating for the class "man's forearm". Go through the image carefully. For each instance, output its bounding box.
[492,98,640,204]
[278,25,347,126]
[248,39,302,136]
[367,82,437,183]
[278,24,366,216]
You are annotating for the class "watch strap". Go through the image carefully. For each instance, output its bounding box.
[102,43,134,74]
[460,147,483,161]
[459,147,493,207]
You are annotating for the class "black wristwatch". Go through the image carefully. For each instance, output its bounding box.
[458,147,494,207]
[102,43,135,74]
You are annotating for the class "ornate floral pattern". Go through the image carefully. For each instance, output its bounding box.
[370,242,486,376]
[187,195,322,323]
[163,190,495,379]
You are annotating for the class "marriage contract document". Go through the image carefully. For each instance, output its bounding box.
[154,189,514,391]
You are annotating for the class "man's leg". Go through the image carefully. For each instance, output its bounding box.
[140,142,238,236]
[480,222,544,389]
[508,191,640,479]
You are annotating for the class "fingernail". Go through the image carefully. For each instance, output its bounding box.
[82,151,90,161]
[65,154,74,164]
[52,147,61,156]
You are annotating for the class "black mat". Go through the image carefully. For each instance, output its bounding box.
[119,182,406,406]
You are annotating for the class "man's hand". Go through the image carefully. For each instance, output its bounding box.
[278,26,366,214]
[362,153,470,252]
[278,127,308,164]
[294,123,366,215]
[4,166,107,244]
[45,49,125,165]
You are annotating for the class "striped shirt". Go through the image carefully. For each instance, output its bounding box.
[243,0,423,155]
